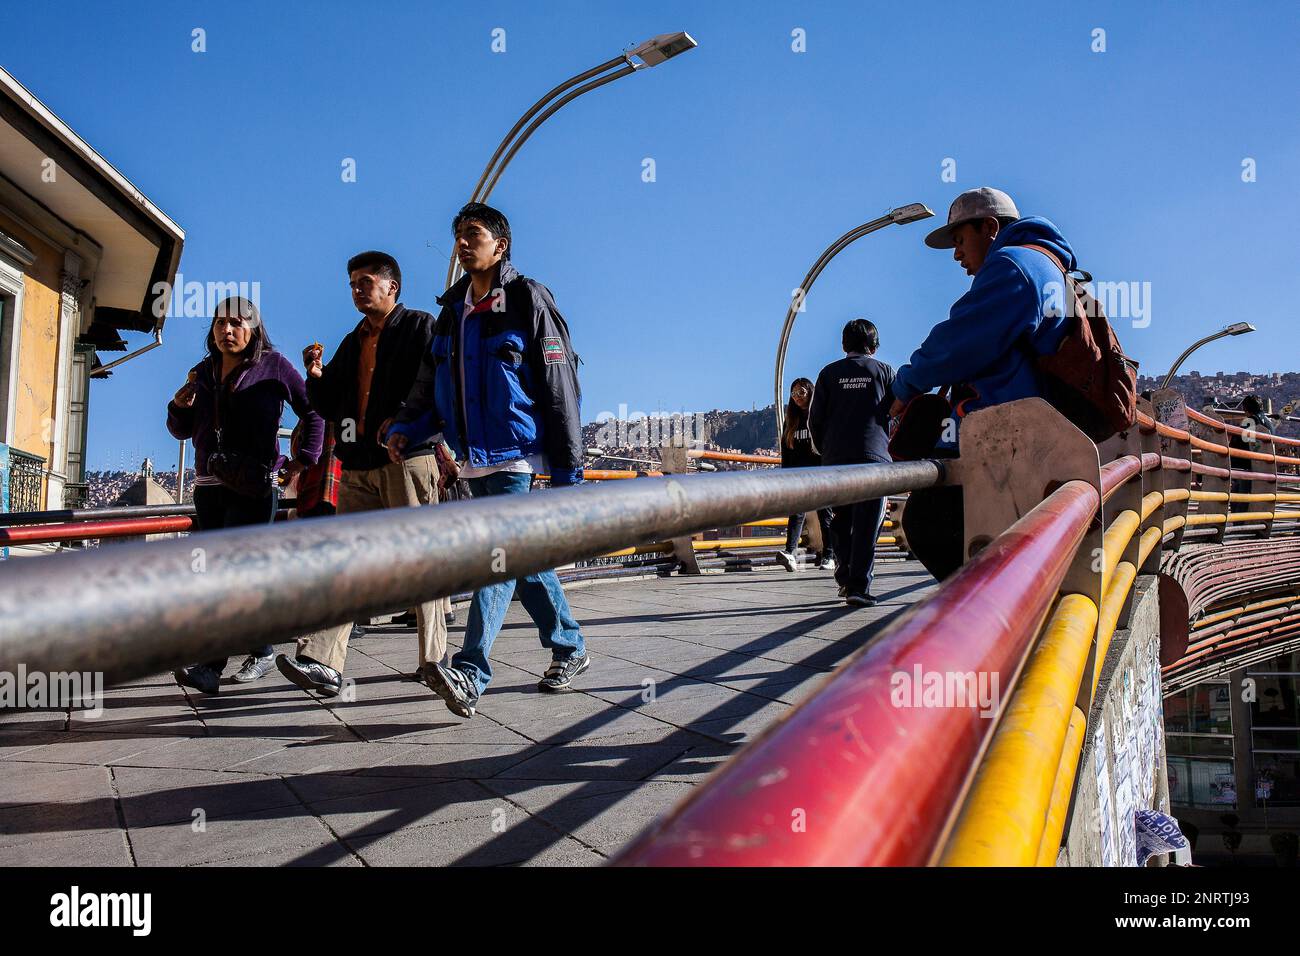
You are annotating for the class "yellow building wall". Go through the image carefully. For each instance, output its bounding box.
[1,210,66,507]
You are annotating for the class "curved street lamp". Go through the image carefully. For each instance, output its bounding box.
[773,203,935,444]
[1160,322,1256,389]
[445,32,697,289]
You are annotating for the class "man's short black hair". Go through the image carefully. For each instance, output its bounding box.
[452,202,511,260]
[842,318,879,354]
[347,250,401,291]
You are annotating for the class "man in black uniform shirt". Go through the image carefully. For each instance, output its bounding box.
[808,319,895,607]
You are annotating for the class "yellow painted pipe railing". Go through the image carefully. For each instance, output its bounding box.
[940,593,1098,866]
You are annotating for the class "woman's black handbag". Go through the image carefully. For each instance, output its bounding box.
[207,361,273,499]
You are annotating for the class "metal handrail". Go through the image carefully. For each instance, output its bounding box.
[615,477,1100,866]
[0,461,943,685]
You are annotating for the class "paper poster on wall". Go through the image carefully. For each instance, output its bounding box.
[1095,722,1117,866]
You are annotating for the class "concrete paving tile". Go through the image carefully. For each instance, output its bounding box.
[0,712,67,734]
[358,741,543,780]
[517,836,606,866]
[480,778,641,811]
[0,764,114,808]
[223,737,393,775]
[304,778,490,838]
[111,736,293,771]
[347,811,564,866]
[128,806,343,867]
[8,732,181,766]
[282,770,433,805]
[114,766,303,828]
[526,780,696,849]
[0,793,120,850]
[0,827,133,866]
[495,730,695,781]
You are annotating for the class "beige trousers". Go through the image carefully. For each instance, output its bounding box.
[296,455,448,673]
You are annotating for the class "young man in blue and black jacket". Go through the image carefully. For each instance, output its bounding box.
[385,202,588,719]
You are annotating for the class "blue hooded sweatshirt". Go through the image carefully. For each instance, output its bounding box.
[892,216,1076,418]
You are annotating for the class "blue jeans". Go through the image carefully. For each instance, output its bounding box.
[454,471,585,694]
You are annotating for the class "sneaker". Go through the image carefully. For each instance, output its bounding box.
[232,654,276,683]
[775,550,799,572]
[817,554,836,571]
[845,591,877,608]
[174,664,220,695]
[538,654,591,693]
[276,654,343,697]
[424,661,479,718]
[410,653,451,683]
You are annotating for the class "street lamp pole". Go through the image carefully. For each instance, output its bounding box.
[1160,322,1256,389]
[773,203,935,445]
[445,32,697,290]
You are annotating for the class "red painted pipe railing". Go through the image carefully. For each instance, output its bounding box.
[0,516,193,546]
[614,478,1098,866]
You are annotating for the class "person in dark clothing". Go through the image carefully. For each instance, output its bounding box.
[166,296,324,694]
[387,202,588,719]
[1230,395,1276,512]
[776,377,834,572]
[808,318,895,608]
[277,251,448,697]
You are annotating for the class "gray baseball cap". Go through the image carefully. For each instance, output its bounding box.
[924,187,1020,249]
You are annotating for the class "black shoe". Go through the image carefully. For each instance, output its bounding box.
[425,661,479,718]
[444,610,457,625]
[845,591,876,608]
[538,654,591,693]
[276,654,343,697]
[175,664,220,695]
[390,611,417,628]
[837,585,848,598]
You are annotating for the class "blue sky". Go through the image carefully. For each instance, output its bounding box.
[3,0,1297,470]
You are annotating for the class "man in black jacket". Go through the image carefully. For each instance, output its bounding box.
[808,319,895,608]
[276,250,447,696]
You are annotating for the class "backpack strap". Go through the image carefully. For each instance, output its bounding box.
[1016,242,1066,276]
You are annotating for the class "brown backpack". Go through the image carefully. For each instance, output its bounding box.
[1017,243,1139,443]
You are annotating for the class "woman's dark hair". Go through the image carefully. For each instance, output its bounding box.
[206,296,273,369]
[453,202,511,260]
[783,377,815,448]
[842,318,879,355]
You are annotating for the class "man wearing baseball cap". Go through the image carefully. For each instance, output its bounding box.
[889,187,1077,580]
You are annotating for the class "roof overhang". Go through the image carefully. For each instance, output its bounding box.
[0,66,184,334]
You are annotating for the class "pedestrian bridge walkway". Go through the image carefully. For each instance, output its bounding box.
[0,565,933,867]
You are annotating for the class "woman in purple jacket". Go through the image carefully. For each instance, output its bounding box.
[166,296,324,693]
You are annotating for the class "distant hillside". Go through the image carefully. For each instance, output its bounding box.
[707,406,778,453]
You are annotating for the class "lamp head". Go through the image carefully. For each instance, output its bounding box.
[628,32,697,69]
[1224,322,1256,336]
[889,203,935,225]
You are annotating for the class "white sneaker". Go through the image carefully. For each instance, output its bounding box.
[775,550,799,572]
